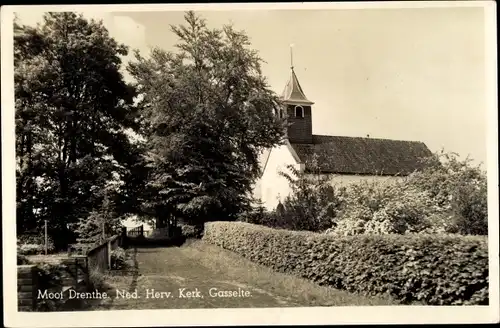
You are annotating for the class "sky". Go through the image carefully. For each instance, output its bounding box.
[15,5,491,166]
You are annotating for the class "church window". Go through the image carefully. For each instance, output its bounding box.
[295,105,304,118]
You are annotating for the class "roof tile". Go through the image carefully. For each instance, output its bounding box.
[291,135,433,175]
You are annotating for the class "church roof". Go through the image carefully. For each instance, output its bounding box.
[290,135,433,176]
[280,68,314,105]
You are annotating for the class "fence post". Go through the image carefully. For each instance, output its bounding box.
[44,220,48,255]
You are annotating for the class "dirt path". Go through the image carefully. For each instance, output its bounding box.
[92,240,394,310]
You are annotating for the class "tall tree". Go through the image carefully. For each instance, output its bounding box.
[15,12,140,248]
[127,11,285,224]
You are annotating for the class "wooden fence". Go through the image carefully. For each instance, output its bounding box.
[127,224,144,237]
[87,234,124,273]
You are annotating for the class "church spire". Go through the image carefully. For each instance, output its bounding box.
[281,44,314,105]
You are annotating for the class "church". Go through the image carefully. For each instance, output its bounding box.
[254,64,433,210]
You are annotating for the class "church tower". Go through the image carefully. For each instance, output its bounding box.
[280,47,314,144]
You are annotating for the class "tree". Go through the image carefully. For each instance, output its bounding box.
[15,13,140,249]
[73,185,123,245]
[127,11,285,224]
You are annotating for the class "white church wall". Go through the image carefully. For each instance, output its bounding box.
[255,143,407,211]
[252,179,262,202]
[260,144,301,210]
[252,149,271,202]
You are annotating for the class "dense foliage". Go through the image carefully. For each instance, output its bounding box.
[403,151,488,235]
[264,150,488,236]
[17,254,31,265]
[72,187,123,245]
[14,13,142,249]
[330,180,447,236]
[127,11,285,225]
[277,156,343,231]
[203,221,489,305]
[17,234,55,255]
[34,263,65,311]
[180,223,204,239]
[110,247,127,270]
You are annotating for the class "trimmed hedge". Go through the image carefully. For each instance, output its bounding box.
[203,221,489,305]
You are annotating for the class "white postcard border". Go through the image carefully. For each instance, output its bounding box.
[2,2,498,327]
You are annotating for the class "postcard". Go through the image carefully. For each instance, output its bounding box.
[2,1,498,327]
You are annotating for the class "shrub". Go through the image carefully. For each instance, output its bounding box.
[17,234,56,254]
[403,150,488,235]
[17,243,55,255]
[110,247,126,270]
[273,150,487,236]
[203,221,489,305]
[277,162,343,232]
[34,263,65,311]
[237,205,280,228]
[67,243,94,255]
[331,180,449,236]
[180,224,204,239]
[17,254,30,265]
[17,234,54,246]
[88,268,107,290]
[237,200,267,223]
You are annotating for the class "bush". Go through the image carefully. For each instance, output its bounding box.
[237,206,279,227]
[67,243,94,255]
[331,180,449,235]
[17,254,30,265]
[405,151,488,235]
[180,224,204,239]
[17,234,55,254]
[88,268,107,290]
[17,243,55,255]
[35,263,65,311]
[17,234,54,246]
[110,247,126,270]
[277,162,343,232]
[271,150,487,236]
[203,221,489,305]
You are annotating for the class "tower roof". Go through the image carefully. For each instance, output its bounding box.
[280,68,314,105]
